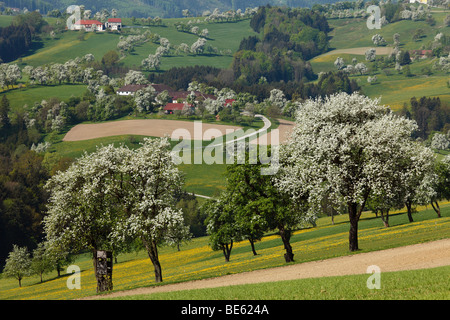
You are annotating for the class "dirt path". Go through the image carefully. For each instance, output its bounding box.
[84,239,450,300]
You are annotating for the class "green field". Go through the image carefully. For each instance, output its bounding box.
[1,84,87,112]
[309,13,450,110]
[119,265,450,300]
[1,202,449,300]
[9,18,256,72]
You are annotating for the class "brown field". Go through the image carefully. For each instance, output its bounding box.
[63,120,242,142]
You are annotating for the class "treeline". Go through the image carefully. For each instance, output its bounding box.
[400,96,450,140]
[0,95,62,269]
[0,11,46,63]
[149,65,359,102]
[1,0,53,13]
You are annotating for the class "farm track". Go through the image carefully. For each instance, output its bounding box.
[83,238,450,300]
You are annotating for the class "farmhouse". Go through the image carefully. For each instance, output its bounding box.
[150,84,175,94]
[409,50,432,59]
[73,20,105,31]
[163,103,193,114]
[105,18,122,31]
[169,91,217,103]
[116,84,148,96]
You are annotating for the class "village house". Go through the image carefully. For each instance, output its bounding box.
[105,18,122,31]
[163,103,193,114]
[73,19,105,31]
[116,84,148,96]
[116,84,176,96]
[409,50,432,60]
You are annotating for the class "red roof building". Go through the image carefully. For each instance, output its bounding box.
[116,84,148,96]
[163,103,193,113]
[73,20,104,31]
[106,18,123,30]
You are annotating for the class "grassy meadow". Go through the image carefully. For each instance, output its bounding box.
[0,202,449,300]
[11,17,256,72]
[122,265,450,300]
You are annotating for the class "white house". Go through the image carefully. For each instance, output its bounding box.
[409,0,427,4]
[116,84,148,96]
[106,18,122,31]
[73,20,105,31]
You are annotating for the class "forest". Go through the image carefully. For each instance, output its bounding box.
[232,6,330,84]
[0,11,46,63]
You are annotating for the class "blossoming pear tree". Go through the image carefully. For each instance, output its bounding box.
[276,92,435,252]
[44,138,190,285]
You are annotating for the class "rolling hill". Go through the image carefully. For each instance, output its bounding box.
[3,0,348,18]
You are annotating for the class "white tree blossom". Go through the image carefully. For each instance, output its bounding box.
[334,57,345,70]
[365,48,376,61]
[431,133,450,151]
[372,34,386,46]
[44,138,189,284]
[124,70,148,85]
[191,38,207,55]
[276,92,433,251]
[141,54,161,71]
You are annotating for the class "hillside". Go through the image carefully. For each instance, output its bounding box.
[2,0,347,18]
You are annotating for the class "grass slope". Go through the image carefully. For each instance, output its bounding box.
[1,202,448,300]
[310,15,450,110]
[121,265,450,300]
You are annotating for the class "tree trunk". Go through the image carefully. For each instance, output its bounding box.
[222,241,233,262]
[249,238,257,256]
[380,209,390,227]
[405,201,414,222]
[431,201,441,218]
[279,226,294,262]
[142,237,163,283]
[348,202,359,252]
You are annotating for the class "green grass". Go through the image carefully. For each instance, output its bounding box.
[49,134,228,196]
[21,31,121,67]
[119,265,450,300]
[1,202,449,300]
[310,12,450,110]
[0,15,14,27]
[12,18,256,73]
[0,84,87,113]
[327,17,447,51]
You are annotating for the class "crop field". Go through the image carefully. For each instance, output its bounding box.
[0,202,448,300]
